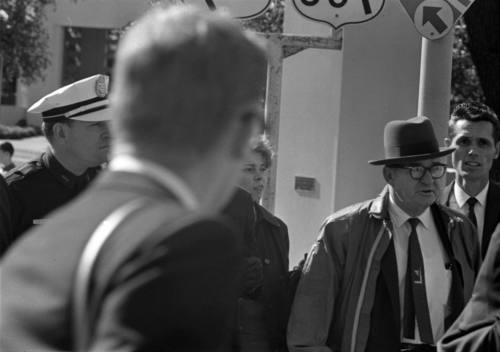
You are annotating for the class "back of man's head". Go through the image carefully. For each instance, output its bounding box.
[111,5,268,157]
[449,102,500,142]
[0,142,14,157]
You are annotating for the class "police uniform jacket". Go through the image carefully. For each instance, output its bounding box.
[0,168,243,351]
[5,151,100,247]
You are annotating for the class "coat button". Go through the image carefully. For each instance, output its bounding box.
[264,258,271,265]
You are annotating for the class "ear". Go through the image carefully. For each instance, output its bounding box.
[52,122,69,142]
[495,140,500,159]
[444,137,451,147]
[383,166,394,185]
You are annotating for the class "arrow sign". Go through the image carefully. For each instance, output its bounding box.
[422,6,447,34]
[399,0,476,40]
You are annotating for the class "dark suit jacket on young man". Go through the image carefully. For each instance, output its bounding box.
[441,180,500,258]
[0,170,243,352]
[438,226,500,352]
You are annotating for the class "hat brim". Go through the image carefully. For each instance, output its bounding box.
[70,107,110,122]
[368,147,455,165]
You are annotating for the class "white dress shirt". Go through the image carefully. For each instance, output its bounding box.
[109,155,199,211]
[448,182,489,247]
[388,196,451,343]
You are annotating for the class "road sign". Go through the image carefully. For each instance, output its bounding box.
[179,0,272,19]
[291,0,386,29]
[399,0,476,40]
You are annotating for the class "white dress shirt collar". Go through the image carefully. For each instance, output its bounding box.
[453,181,489,208]
[109,154,198,211]
[388,193,432,231]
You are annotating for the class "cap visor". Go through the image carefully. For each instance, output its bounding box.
[70,108,110,122]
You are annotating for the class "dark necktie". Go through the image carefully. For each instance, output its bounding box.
[466,197,478,228]
[402,218,434,344]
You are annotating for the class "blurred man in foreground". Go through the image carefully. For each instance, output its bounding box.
[1,5,267,351]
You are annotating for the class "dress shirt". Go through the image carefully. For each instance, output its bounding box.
[388,195,451,343]
[449,182,488,247]
[109,155,198,211]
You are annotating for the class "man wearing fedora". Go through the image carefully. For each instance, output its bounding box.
[1,74,111,254]
[287,116,480,352]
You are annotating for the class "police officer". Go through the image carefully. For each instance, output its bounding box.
[2,74,111,252]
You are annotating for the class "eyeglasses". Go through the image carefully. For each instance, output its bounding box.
[389,164,447,180]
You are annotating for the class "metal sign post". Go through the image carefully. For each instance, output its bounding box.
[417,32,454,138]
[259,32,342,211]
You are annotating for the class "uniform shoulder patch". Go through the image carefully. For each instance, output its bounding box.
[5,161,44,185]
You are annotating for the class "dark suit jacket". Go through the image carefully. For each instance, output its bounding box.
[441,180,500,258]
[254,204,290,351]
[0,170,242,352]
[438,226,500,351]
[0,175,12,256]
[223,187,257,258]
[223,189,290,351]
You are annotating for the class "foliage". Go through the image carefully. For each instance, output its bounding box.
[0,0,56,84]
[451,18,485,111]
[0,124,41,139]
[241,0,284,33]
[0,0,481,106]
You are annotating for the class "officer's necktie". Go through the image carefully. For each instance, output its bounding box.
[402,218,434,344]
[466,197,478,228]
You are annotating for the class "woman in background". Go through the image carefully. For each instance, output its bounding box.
[236,135,290,352]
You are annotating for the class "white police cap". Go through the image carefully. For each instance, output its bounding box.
[28,74,110,122]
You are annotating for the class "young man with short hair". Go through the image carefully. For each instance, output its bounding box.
[442,102,500,258]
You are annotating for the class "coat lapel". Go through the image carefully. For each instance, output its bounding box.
[482,181,500,257]
[441,182,454,207]
[369,188,401,329]
[258,205,288,272]
[431,204,465,329]
[380,237,401,329]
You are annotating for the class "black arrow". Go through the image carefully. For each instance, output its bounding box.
[205,0,216,10]
[422,6,447,34]
[362,0,372,14]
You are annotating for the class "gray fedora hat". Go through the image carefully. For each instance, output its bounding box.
[369,116,455,165]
